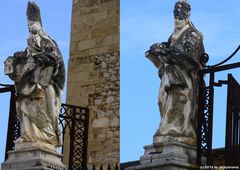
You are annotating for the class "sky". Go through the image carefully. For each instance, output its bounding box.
[120,0,240,163]
[0,1,72,162]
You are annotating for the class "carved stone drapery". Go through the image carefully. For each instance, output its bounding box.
[146,1,205,146]
[4,1,65,150]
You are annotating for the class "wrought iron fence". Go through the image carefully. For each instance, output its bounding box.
[72,163,119,170]
[59,104,89,170]
[197,45,240,166]
[91,164,119,170]
[0,84,89,170]
[0,84,18,160]
[225,74,240,166]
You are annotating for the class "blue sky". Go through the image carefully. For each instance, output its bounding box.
[120,0,240,163]
[0,1,72,162]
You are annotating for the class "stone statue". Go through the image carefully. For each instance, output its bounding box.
[146,0,204,146]
[4,2,65,149]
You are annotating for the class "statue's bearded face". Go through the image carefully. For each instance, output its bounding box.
[28,21,41,34]
[174,19,188,30]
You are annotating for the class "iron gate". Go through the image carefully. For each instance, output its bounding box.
[59,104,89,170]
[197,45,240,165]
[225,74,240,166]
[0,84,18,160]
[0,84,89,170]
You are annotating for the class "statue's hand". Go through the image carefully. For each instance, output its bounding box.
[14,51,27,58]
[150,43,165,50]
[36,55,55,67]
[36,56,47,65]
[150,43,169,55]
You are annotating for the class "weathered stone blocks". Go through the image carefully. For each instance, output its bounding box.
[66,0,119,168]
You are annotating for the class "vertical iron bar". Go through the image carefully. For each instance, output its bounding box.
[82,107,89,170]
[59,105,65,162]
[107,164,111,170]
[225,74,232,165]
[69,107,76,169]
[4,87,16,160]
[197,72,204,166]
[115,163,118,170]
[234,79,239,166]
[224,74,240,166]
[61,125,65,162]
[207,72,214,165]
[234,93,238,165]
[238,118,240,166]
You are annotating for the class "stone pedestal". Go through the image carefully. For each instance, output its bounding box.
[126,142,198,170]
[1,142,66,170]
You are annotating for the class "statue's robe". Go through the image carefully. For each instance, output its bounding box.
[148,26,204,146]
[8,33,65,147]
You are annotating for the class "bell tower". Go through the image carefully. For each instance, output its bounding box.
[65,0,120,168]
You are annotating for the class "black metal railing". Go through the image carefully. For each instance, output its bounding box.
[0,84,89,170]
[225,74,240,166]
[0,84,18,160]
[91,164,119,170]
[59,104,89,170]
[197,45,240,166]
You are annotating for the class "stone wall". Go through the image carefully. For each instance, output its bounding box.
[65,0,119,168]
[70,0,119,58]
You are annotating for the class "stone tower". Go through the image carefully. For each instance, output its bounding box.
[65,0,119,168]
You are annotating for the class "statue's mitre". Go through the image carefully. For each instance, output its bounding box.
[27,1,42,25]
[174,0,191,20]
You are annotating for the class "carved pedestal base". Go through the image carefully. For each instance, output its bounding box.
[126,142,198,170]
[1,143,66,170]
